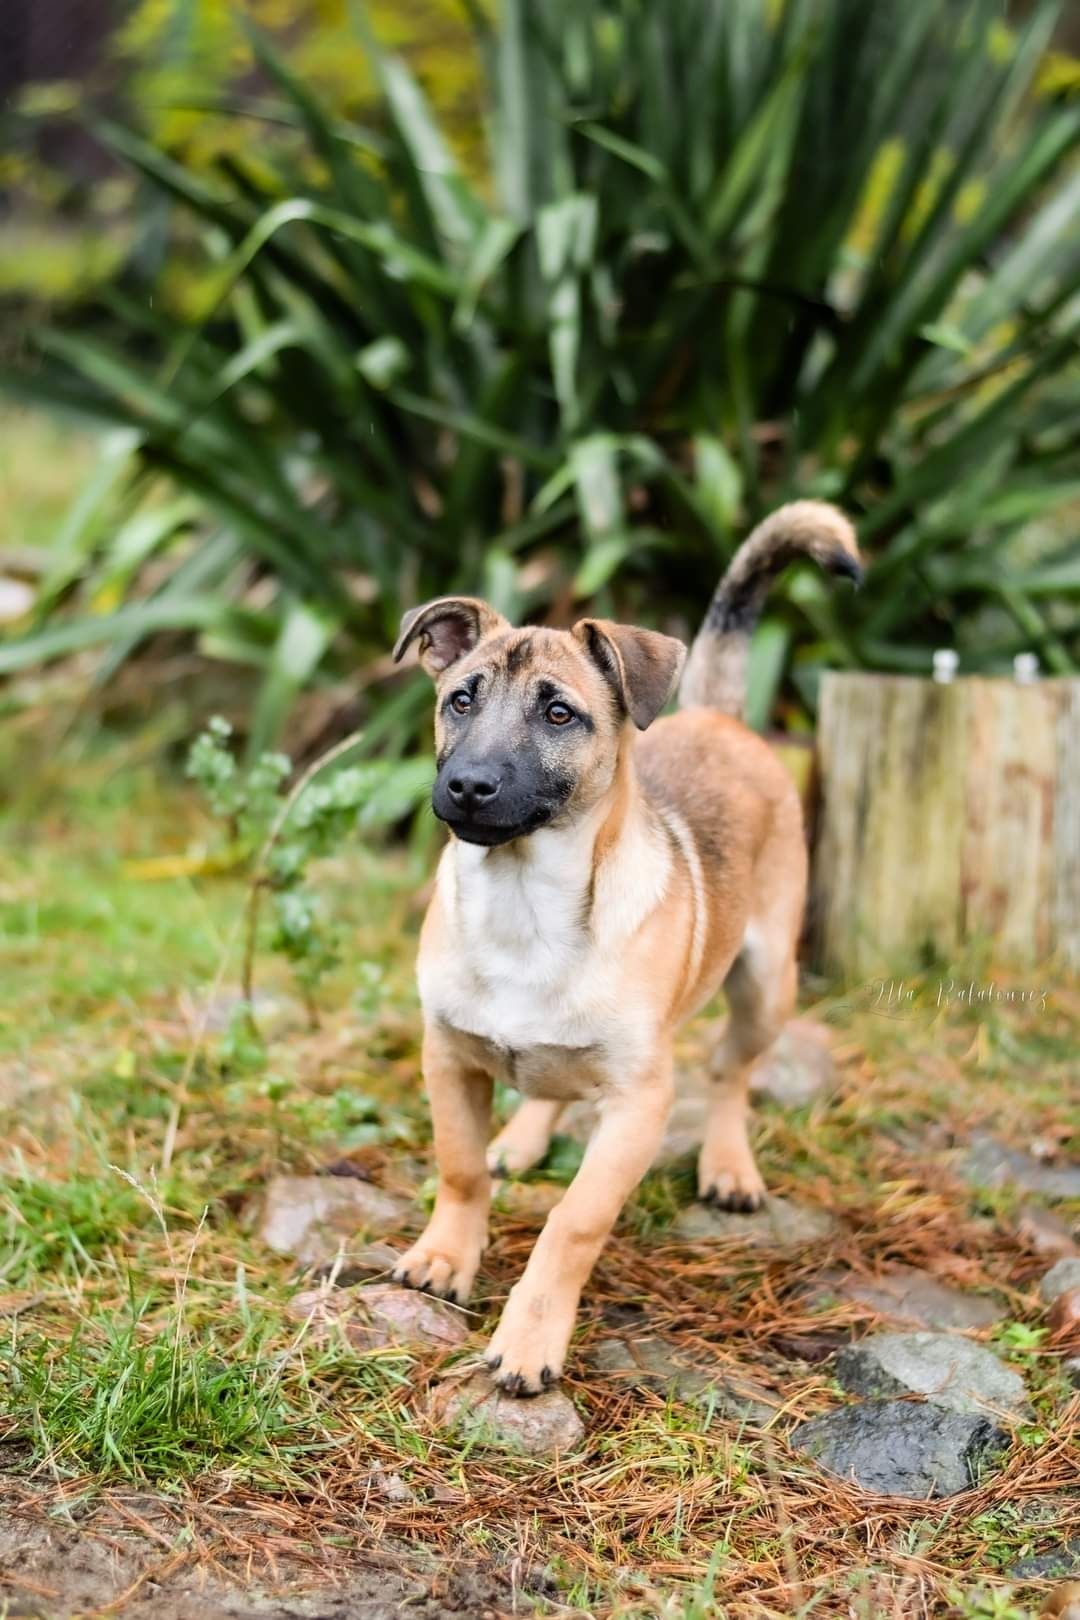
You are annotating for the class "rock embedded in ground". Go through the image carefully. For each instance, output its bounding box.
[432,1372,584,1456]
[310,1240,403,1286]
[259,1174,413,1266]
[1063,1356,1080,1388]
[1041,1258,1080,1306]
[1012,1543,1080,1580]
[672,1194,842,1250]
[963,1133,1080,1201]
[593,1336,776,1425]
[287,1282,468,1352]
[791,1400,1007,1498]
[802,1265,1005,1331]
[1017,1205,1079,1260]
[834,1330,1028,1415]
[751,1020,836,1108]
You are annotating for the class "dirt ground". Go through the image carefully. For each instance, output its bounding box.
[0,1482,517,1619]
[1,769,1077,1620]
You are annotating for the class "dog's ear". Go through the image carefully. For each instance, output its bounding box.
[393,596,510,678]
[573,618,687,730]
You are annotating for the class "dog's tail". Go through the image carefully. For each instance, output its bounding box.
[679,500,862,719]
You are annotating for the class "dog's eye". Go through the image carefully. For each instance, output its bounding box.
[544,701,574,726]
[449,690,473,715]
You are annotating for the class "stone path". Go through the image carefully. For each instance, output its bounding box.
[259,1027,1079,1502]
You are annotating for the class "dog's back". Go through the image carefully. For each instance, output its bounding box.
[632,500,861,1018]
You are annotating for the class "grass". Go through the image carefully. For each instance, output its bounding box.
[0,733,1077,1616]
[0,404,101,554]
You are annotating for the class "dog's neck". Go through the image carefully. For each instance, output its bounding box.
[446,736,670,955]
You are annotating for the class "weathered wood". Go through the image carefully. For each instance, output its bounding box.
[810,673,1079,978]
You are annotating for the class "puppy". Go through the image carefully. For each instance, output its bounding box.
[390,501,861,1396]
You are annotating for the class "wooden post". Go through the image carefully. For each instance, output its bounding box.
[809,673,1080,979]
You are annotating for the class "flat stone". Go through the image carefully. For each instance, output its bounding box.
[1017,1205,1079,1261]
[286,1282,468,1352]
[803,1265,1005,1331]
[835,1331,1028,1415]
[791,1400,1007,1498]
[751,1020,836,1108]
[1041,1259,1080,1306]
[1011,1543,1080,1580]
[1064,1357,1080,1388]
[433,1372,584,1457]
[593,1336,776,1425]
[310,1240,402,1286]
[672,1195,842,1250]
[963,1133,1080,1201]
[260,1175,412,1266]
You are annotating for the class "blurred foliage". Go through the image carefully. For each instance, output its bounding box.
[186,714,432,1013]
[0,0,485,308]
[1,0,1079,743]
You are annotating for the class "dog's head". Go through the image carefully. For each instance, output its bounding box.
[393,598,686,847]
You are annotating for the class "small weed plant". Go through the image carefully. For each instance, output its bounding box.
[186,717,432,1024]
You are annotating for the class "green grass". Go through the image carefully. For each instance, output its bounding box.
[0,404,100,553]
[7,1300,294,1483]
[0,737,1077,1616]
[1,1159,156,1286]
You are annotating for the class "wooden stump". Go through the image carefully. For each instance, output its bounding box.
[809,673,1080,978]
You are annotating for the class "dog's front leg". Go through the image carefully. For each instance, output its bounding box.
[484,1057,673,1395]
[392,1025,492,1304]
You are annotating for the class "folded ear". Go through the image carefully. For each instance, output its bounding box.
[393,596,510,678]
[573,618,687,730]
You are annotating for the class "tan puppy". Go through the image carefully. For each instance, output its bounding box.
[390,501,861,1396]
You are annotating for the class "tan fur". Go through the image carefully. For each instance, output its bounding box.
[388,503,859,1396]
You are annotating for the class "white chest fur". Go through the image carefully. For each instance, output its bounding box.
[417,808,672,1077]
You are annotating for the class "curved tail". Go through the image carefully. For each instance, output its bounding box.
[679,500,862,719]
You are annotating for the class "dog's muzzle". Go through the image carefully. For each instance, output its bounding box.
[431,759,557,847]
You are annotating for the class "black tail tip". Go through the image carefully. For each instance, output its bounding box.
[829,552,863,588]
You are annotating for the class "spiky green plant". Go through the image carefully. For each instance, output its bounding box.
[2,0,1078,740]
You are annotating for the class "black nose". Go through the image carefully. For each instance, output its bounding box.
[446,769,501,812]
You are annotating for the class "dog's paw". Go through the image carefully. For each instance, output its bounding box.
[390,1239,481,1305]
[698,1165,767,1214]
[483,1300,569,1397]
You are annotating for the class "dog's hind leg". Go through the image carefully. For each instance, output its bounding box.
[487,1098,565,1176]
[698,920,797,1211]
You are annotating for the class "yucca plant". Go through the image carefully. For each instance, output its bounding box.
[2,0,1078,745]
